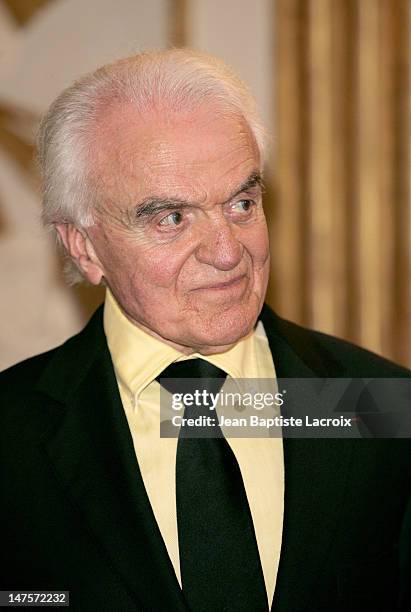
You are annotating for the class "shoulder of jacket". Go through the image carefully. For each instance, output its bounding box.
[261,304,410,377]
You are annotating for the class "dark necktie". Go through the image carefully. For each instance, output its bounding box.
[157,359,269,612]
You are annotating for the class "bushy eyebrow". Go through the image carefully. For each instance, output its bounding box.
[132,170,264,220]
[134,198,190,219]
[230,171,264,200]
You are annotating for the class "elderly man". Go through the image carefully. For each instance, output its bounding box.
[1,50,410,612]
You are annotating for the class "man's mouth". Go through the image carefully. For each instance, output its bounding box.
[193,274,247,291]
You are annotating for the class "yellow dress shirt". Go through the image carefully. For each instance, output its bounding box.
[103,288,284,606]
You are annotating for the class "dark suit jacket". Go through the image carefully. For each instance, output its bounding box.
[1,304,410,612]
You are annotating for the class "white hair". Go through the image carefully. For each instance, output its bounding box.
[36,48,266,283]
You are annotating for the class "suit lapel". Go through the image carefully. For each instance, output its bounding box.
[260,306,353,611]
[272,437,353,611]
[37,308,189,611]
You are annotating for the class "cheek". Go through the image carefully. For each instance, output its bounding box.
[92,222,195,299]
[135,243,192,288]
[243,224,270,266]
[108,239,193,292]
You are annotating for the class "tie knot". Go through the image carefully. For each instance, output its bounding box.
[156,358,227,396]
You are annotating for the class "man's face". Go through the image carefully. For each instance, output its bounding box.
[87,104,270,354]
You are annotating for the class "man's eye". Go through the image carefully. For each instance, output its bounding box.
[158,211,183,227]
[232,199,253,213]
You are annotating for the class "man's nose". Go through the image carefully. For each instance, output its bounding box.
[195,221,243,270]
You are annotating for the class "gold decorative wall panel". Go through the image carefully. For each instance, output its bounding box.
[271,0,410,366]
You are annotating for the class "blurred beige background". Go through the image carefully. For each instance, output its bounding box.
[0,0,409,370]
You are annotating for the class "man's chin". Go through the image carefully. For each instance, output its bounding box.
[186,305,261,354]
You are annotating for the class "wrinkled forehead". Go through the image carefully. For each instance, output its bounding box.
[89,102,260,209]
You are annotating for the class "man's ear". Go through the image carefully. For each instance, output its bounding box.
[55,223,104,285]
